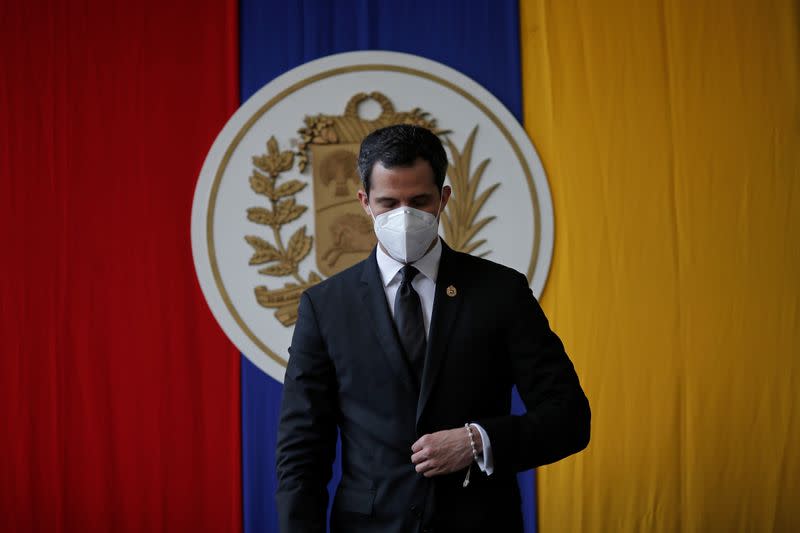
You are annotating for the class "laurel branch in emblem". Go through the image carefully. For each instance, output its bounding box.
[245,137,321,326]
[244,92,499,327]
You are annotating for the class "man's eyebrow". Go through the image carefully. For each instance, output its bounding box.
[372,193,432,203]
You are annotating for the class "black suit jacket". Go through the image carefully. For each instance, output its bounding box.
[276,242,590,533]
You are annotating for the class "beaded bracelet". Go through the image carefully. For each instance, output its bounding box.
[463,423,479,487]
[465,423,479,461]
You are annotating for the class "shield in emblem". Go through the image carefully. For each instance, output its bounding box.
[309,143,375,277]
[302,91,440,276]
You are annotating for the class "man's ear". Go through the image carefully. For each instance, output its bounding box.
[357,189,371,216]
[440,185,452,212]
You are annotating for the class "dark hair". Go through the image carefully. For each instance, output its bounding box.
[357,124,447,195]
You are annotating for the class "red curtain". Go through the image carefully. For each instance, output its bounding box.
[0,1,242,531]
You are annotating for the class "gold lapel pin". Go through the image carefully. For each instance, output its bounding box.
[446,285,457,297]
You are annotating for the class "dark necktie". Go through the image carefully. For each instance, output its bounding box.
[394,265,426,385]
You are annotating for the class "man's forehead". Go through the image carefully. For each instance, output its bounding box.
[372,157,432,172]
[370,160,435,184]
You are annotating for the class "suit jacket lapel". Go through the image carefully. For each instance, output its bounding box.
[417,242,463,425]
[359,249,417,394]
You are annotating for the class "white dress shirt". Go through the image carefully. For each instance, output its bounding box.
[375,239,494,475]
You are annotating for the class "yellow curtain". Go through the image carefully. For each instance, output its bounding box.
[520,1,799,530]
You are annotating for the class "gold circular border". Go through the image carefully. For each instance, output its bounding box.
[207,64,544,367]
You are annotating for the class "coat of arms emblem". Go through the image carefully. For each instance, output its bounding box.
[245,91,499,327]
[191,52,554,381]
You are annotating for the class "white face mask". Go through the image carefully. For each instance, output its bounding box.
[369,199,442,264]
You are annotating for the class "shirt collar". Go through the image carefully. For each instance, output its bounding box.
[375,237,442,287]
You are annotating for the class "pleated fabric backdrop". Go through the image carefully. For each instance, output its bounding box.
[2,1,798,532]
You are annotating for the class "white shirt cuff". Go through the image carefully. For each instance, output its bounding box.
[469,423,494,476]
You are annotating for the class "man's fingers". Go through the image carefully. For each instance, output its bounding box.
[415,459,438,475]
[411,434,429,453]
[411,429,467,477]
[419,461,443,477]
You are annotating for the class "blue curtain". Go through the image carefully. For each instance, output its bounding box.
[238,2,535,531]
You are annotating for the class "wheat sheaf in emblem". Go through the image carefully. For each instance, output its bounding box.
[244,92,500,327]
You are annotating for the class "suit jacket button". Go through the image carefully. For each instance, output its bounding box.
[410,504,420,517]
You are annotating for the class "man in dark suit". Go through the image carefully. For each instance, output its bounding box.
[276,125,590,532]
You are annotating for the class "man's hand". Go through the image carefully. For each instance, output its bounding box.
[411,426,483,477]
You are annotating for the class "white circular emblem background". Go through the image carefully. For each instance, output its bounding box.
[191,51,554,382]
